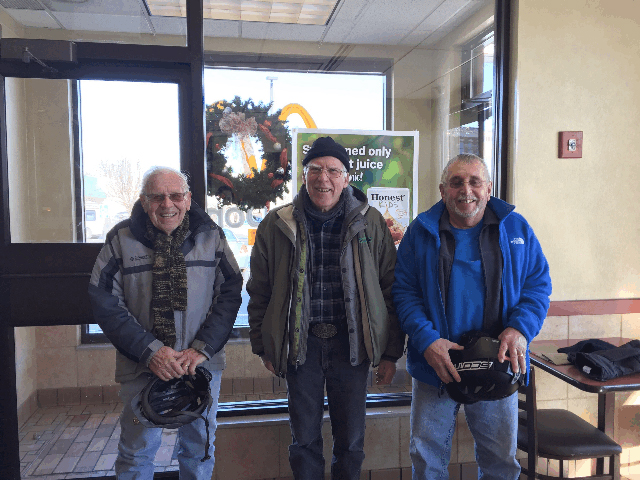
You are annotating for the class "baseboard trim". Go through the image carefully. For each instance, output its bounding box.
[548,299,640,316]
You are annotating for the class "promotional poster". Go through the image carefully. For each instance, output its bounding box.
[293,129,419,244]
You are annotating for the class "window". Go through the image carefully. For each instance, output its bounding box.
[79,80,180,242]
[79,80,180,342]
[81,68,386,341]
[459,28,495,169]
[204,66,387,333]
[446,28,496,179]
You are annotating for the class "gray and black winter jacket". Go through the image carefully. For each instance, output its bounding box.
[88,200,243,383]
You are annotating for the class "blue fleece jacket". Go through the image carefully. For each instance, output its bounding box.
[392,197,552,387]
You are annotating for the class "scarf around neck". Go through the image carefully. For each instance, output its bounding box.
[146,214,190,347]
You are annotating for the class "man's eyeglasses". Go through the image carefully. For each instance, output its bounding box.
[144,192,189,204]
[447,178,486,189]
[305,165,347,179]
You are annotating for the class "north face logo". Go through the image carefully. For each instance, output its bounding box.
[510,237,524,245]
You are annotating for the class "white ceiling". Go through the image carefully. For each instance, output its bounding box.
[0,0,489,47]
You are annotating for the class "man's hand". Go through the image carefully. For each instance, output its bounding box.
[149,346,187,381]
[498,327,527,374]
[423,338,464,384]
[375,359,397,385]
[261,357,276,375]
[175,348,208,376]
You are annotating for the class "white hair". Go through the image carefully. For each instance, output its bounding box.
[440,154,490,187]
[140,166,190,196]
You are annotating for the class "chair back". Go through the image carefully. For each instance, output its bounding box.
[518,366,539,477]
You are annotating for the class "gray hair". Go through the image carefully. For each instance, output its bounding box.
[440,154,490,187]
[140,166,190,196]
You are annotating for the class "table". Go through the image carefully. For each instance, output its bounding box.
[529,337,640,474]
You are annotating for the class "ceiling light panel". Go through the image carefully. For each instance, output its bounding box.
[146,0,337,25]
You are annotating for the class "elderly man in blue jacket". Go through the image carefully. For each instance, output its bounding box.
[393,153,551,480]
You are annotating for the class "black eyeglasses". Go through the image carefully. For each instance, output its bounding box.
[144,192,189,204]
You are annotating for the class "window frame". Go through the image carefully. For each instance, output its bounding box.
[0,4,206,478]
[453,26,496,178]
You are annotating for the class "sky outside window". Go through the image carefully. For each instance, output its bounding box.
[204,68,385,130]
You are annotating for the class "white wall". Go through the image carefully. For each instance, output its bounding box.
[511,0,640,301]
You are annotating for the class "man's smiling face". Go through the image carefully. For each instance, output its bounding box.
[439,159,492,229]
[303,156,350,212]
[141,172,191,235]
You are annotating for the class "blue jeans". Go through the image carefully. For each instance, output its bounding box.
[286,331,370,480]
[410,378,520,480]
[115,369,222,480]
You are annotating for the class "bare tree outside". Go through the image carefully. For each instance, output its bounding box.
[97,158,143,213]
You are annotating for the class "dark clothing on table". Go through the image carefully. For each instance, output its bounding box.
[559,339,640,381]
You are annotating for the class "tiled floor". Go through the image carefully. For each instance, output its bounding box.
[18,385,409,480]
[19,402,180,480]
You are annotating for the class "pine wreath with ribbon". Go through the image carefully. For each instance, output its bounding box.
[206,96,292,211]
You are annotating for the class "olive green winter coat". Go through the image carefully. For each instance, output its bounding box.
[247,186,406,376]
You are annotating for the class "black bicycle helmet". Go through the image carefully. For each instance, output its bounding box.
[132,366,214,460]
[446,331,523,404]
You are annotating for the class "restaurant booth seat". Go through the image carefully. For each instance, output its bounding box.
[517,366,622,480]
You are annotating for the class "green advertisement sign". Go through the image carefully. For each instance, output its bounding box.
[293,129,418,221]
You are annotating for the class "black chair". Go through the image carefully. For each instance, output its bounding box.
[517,366,622,480]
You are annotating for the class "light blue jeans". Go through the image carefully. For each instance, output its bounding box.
[410,378,520,480]
[115,369,222,480]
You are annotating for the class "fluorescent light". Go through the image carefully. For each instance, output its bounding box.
[146,0,338,25]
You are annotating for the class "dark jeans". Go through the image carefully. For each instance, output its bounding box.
[286,331,370,480]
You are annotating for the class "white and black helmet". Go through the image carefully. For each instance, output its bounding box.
[132,366,214,460]
[446,332,523,404]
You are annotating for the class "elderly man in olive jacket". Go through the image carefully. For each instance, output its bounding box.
[247,137,405,480]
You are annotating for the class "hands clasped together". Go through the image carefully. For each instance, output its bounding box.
[149,345,207,381]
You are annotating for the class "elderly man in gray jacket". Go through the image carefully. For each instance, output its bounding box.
[88,166,242,480]
[247,137,405,480]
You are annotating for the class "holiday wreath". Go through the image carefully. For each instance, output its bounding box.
[206,96,292,211]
